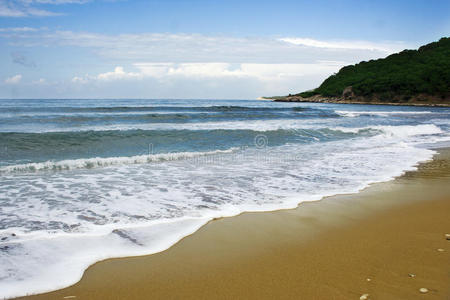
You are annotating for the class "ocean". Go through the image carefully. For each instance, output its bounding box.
[1,99,450,298]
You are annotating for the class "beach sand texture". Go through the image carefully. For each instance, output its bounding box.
[20,149,450,300]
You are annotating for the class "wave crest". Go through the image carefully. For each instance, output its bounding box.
[0,148,239,173]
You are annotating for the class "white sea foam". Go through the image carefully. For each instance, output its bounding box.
[334,124,442,137]
[335,110,433,117]
[0,119,333,133]
[0,148,239,173]
[0,217,212,299]
[0,119,439,133]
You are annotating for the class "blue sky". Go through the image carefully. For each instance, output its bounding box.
[0,0,449,99]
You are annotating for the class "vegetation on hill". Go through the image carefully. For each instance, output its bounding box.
[296,37,450,100]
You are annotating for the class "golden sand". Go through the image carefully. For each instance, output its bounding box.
[20,149,450,300]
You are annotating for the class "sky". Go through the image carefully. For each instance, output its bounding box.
[0,0,449,99]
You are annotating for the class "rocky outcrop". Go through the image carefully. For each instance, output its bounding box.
[342,86,355,100]
[271,87,450,107]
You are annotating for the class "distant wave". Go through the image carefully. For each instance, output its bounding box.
[0,110,328,125]
[335,110,433,117]
[0,105,311,114]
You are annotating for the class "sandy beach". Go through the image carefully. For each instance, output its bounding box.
[19,148,450,300]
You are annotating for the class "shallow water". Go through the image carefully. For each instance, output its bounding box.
[1,99,450,298]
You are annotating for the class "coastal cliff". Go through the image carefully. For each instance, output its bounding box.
[269,37,450,106]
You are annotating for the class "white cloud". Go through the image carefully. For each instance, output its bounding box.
[73,62,343,84]
[72,67,142,83]
[97,66,142,81]
[0,27,38,32]
[0,2,26,16]
[4,74,22,84]
[5,30,410,64]
[25,6,62,16]
[32,78,46,84]
[137,62,343,80]
[0,1,61,17]
[71,76,89,84]
[136,63,246,79]
[0,0,90,17]
[279,37,405,53]
[240,62,341,79]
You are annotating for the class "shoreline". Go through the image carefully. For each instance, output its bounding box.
[274,99,450,107]
[263,92,450,107]
[269,96,450,107]
[18,147,450,299]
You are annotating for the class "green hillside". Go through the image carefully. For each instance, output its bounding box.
[297,37,450,100]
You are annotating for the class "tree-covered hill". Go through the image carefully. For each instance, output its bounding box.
[291,37,450,104]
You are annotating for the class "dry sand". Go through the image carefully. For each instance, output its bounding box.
[20,149,450,300]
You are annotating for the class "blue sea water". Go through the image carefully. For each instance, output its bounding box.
[0,99,450,298]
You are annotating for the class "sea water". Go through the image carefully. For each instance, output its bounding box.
[1,99,450,298]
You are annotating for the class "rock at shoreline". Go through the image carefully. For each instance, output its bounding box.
[271,92,450,107]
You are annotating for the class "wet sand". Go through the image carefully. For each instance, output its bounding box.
[20,149,450,300]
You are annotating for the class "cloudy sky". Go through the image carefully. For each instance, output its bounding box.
[0,0,449,99]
